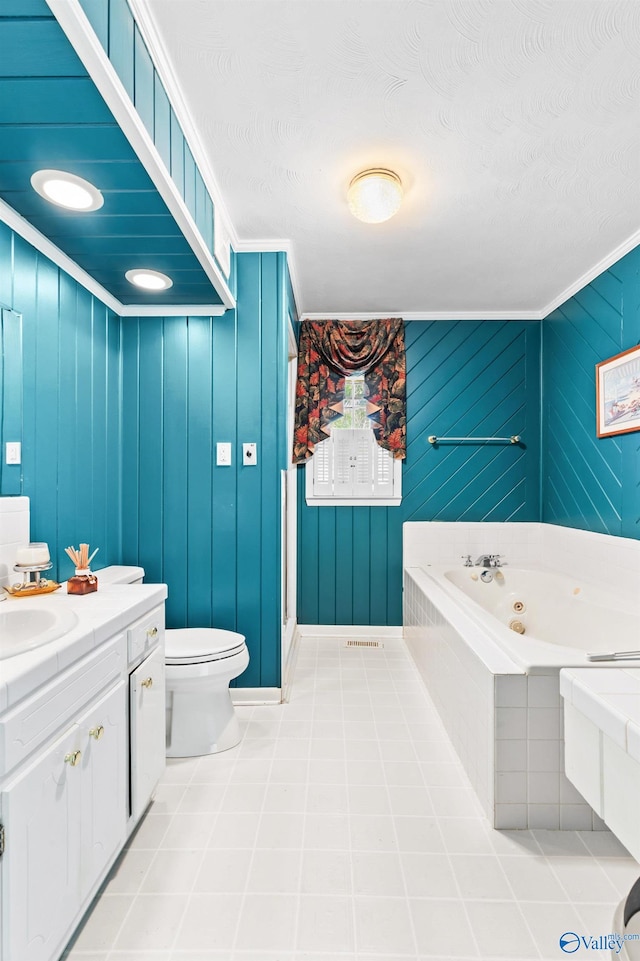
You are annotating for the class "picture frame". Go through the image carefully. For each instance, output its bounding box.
[596,343,640,438]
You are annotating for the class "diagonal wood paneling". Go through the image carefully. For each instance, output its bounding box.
[297,319,542,626]
[542,245,640,538]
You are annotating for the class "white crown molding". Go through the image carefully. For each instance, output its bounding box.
[541,227,640,318]
[301,310,544,322]
[0,198,227,317]
[44,0,235,310]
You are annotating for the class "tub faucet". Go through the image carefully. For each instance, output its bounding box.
[475,554,502,568]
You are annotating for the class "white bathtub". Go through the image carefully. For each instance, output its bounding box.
[430,565,640,671]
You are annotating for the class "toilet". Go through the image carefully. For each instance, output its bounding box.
[98,566,250,757]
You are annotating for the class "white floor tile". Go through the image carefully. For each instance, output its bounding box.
[193,848,253,893]
[410,898,478,957]
[61,635,640,961]
[172,893,242,951]
[300,849,352,895]
[354,896,417,955]
[449,854,514,900]
[234,893,297,952]
[114,893,189,951]
[296,895,355,952]
[464,901,539,958]
[352,851,405,896]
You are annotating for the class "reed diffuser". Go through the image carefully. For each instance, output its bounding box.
[65,543,99,595]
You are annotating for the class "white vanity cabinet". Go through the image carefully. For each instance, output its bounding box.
[1,680,126,961]
[0,585,167,961]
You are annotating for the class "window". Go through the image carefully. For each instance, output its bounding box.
[305,375,402,506]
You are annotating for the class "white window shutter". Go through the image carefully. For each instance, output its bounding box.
[372,436,395,496]
[352,430,374,497]
[306,423,401,505]
[333,430,354,494]
[311,437,332,497]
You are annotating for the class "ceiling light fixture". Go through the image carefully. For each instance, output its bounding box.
[31,169,104,212]
[125,268,173,291]
[347,168,403,224]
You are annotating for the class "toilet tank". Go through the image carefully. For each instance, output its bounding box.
[97,565,145,585]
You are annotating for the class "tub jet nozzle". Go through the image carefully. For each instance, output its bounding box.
[509,619,526,634]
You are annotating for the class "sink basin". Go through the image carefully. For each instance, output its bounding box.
[0,607,79,659]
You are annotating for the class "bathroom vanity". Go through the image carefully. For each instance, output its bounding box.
[0,581,167,961]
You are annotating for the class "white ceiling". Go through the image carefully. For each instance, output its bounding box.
[140,0,640,317]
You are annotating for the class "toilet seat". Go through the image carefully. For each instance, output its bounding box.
[165,628,246,665]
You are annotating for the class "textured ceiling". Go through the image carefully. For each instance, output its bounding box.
[144,0,640,316]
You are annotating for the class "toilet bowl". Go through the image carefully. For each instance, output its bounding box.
[165,628,249,757]
[97,566,250,758]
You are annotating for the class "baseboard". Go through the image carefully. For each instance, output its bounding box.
[297,624,403,639]
[231,687,282,705]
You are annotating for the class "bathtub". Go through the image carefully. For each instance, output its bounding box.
[403,560,640,831]
[428,564,640,671]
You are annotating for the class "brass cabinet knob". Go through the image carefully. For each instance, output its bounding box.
[64,750,82,766]
[146,626,158,638]
[89,725,105,741]
[140,677,153,689]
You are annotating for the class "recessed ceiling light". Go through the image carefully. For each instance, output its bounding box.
[31,169,104,212]
[347,168,403,224]
[125,268,173,291]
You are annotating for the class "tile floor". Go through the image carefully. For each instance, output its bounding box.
[64,637,640,961]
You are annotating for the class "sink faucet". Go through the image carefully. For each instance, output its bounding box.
[475,554,502,568]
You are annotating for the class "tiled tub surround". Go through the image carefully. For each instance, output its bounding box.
[403,522,640,830]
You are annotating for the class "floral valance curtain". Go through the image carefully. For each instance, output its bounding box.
[292,318,406,464]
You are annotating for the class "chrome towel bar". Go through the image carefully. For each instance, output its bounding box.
[428,435,521,445]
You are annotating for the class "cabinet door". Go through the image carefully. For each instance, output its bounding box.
[130,645,166,822]
[77,681,127,897]
[1,725,82,961]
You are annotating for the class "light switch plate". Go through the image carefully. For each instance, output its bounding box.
[216,442,232,466]
[5,442,21,465]
[243,443,257,466]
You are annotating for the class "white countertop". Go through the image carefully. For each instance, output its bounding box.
[560,667,640,763]
[0,582,168,713]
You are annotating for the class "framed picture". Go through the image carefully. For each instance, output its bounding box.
[596,344,640,437]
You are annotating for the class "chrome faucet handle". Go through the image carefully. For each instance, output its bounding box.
[461,554,473,567]
[489,554,502,567]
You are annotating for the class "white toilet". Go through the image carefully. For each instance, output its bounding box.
[98,566,250,757]
[165,628,249,757]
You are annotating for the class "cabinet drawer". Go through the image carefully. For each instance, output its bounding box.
[128,605,164,664]
[0,635,125,776]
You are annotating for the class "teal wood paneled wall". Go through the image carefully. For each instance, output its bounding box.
[75,0,222,271]
[297,320,542,626]
[0,219,122,579]
[542,246,640,538]
[121,252,288,687]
